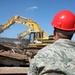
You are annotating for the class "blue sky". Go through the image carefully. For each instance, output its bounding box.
[0,0,75,40]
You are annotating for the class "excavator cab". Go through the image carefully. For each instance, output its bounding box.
[29,31,43,44]
[29,31,54,47]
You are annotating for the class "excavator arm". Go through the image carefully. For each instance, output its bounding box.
[18,28,33,39]
[0,15,49,39]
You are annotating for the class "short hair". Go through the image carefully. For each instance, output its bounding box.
[55,28,74,36]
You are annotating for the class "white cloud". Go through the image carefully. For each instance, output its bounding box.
[26,6,38,11]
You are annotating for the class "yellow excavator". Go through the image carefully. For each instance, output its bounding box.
[0,15,54,71]
[0,15,54,47]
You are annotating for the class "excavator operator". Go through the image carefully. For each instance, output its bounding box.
[28,10,75,75]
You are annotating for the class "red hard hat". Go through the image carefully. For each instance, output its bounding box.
[51,10,75,31]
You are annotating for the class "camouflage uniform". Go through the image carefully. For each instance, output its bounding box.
[28,39,75,75]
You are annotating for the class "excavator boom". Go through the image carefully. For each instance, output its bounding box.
[0,15,41,32]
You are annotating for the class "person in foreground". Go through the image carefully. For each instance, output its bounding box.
[28,10,75,75]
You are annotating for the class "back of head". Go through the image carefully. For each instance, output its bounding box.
[51,10,75,40]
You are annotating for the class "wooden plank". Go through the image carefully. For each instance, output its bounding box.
[0,67,29,74]
[0,51,28,60]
